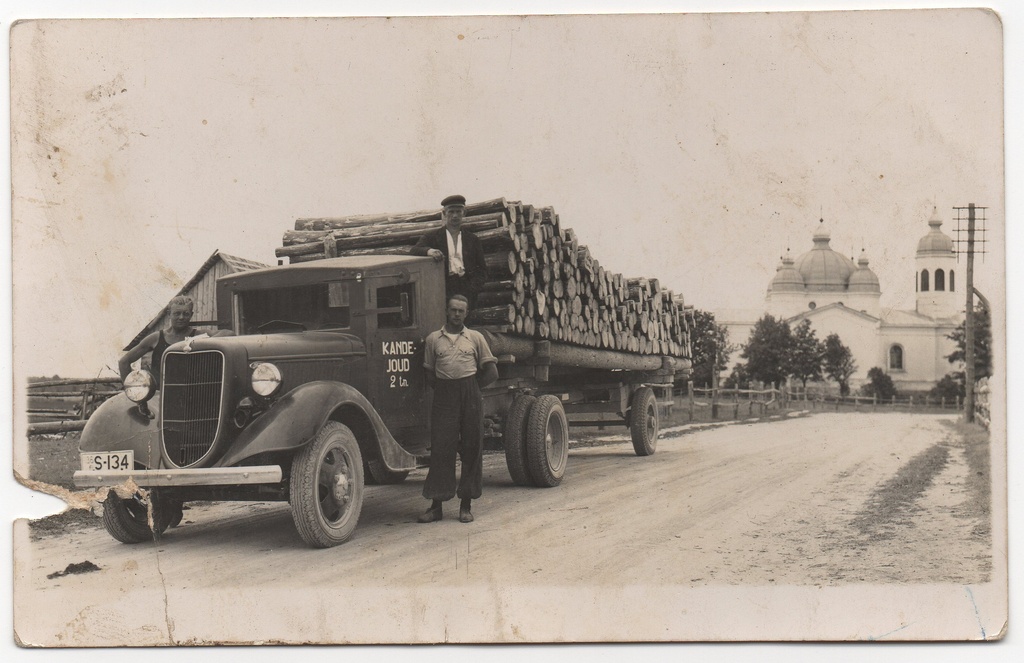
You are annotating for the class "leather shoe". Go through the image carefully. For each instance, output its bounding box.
[417,506,442,523]
[459,505,474,523]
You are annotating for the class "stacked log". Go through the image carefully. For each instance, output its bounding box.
[275,198,693,359]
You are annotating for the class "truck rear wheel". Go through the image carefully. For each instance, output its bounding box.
[504,394,536,486]
[101,489,171,544]
[290,421,364,548]
[526,395,569,487]
[630,387,659,456]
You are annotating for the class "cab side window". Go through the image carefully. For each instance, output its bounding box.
[377,283,415,329]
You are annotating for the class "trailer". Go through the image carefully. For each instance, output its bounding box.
[74,254,691,547]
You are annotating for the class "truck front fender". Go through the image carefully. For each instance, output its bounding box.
[78,392,162,469]
[214,381,417,472]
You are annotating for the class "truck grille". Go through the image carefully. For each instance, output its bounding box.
[161,351,225,467]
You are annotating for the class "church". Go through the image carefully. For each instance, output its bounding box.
[717,210,963,393]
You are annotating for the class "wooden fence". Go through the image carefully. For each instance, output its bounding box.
[974,377,991,429]
[686,386,784,422]
[785,391,963,412]
[682,383,964,421]
[27,378,122,435]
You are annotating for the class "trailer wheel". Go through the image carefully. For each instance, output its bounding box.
[290,421,364,548]
[101,490,172,544]
[526,395,569,487]
[364,458,410,485]
[504,394,537,486]
[630,387,659,456]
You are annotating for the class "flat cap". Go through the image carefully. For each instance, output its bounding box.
[441,194,467,207]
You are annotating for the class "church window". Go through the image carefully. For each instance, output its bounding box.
[889,345,904,371]
[920,269,929,292]
[935,269,945,291]
[949,270,955,291]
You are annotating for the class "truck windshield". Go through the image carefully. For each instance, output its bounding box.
[237,283,351,334]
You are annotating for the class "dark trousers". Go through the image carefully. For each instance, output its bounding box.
[422,376,483,501]
[445,273,478,309]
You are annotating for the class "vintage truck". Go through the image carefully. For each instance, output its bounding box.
[74,255,691,547]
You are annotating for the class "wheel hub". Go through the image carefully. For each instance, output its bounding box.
[331,469,350,505]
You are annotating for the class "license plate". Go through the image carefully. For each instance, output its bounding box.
[80,451,135,472]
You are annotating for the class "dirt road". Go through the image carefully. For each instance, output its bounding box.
[15,412,998,645]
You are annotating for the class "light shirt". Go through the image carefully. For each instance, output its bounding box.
[445,230,465,276]
[424,325,497,380]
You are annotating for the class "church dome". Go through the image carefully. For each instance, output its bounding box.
[793,220,856,291]
[769,251,805,292]
[917,209,954,255]
[848,249,881,292]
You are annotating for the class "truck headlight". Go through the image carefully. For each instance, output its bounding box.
[251,362,283,397]
[124,370,156,403]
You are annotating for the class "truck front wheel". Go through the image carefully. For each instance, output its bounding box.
[504,394,536,486]
[629,387,659,456]
[101,489,172,544]
[526,395,569,487]
[290,421,365,548]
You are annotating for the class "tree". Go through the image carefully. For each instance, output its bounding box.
[823,333,857,396]
[930,372,965,401]
[860,367,897,400]
[738,314,793,387]
[789,319,825,389]
[946,300,992,379]
[689,309,733,388]
[722,363,749,390]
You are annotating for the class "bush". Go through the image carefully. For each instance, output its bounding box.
[930,372,965,401]
[860,367,897,400]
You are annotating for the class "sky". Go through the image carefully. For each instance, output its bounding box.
[1,2,1021,662]
[8,7,1005,378]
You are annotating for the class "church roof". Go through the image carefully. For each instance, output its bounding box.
[792,219,856,291]
[768,250,805,292]
[848,249,880,292]
[786,301,880,325]
[881,308,961,327]
[917,208,955,255]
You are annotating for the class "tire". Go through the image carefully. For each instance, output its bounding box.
[525,395,569,487]
[629,387,659,456]
[365,458,410,485]
[101,489,171,544]
[503,394,537,486]
[290,421,365,548]
[166,500,184,528]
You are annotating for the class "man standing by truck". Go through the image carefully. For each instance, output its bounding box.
[411,194,487,308]
[418,294,499,524]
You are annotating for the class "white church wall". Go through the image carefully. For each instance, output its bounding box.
[790,308,879,384]
[878,324,959,392]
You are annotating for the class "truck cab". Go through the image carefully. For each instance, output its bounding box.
[220,255,446,457]
[76,255,447,548]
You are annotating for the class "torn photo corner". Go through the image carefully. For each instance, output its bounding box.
[9,9,1007,647]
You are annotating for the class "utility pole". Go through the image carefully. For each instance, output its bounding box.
[964,205,976,423]
[954,203,987,423]
[711,344,719,419]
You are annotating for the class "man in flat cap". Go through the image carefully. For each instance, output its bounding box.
[411,195,487,309]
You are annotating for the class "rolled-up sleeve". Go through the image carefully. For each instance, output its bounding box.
[423,334,437,371]
[474,332,497,368]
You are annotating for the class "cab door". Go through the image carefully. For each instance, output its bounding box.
[367,277,429,437]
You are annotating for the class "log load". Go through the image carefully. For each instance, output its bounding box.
[275,199,695,361]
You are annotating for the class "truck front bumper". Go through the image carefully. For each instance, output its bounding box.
[73,465,283,488]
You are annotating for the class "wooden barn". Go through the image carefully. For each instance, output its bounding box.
[123,250,269,351]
